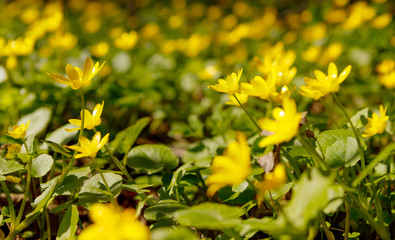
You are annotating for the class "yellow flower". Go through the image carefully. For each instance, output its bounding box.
[317,43,343,66]
[362,105,389,137]
[91,42,109,58]
[49,31,78,50]
[48,57,105,90]
[79,203,150,240]
[302,23,327,43]
[206,132,251,197]
[379,71,395,88]
[270,85,295,105]
[255,164,287,193]
[225,92,248,106]
[371,14,392,29]
[241,75,276,100]
[6,55,18,70]
[302,46,321,63]
[376,60,395,74]
[300,62,351,100]
[114,31,139,51]
[65,131,109,159]
[66,101,104,132]
[258,97,302,147]
[7,120,30,139]
[208,69,243,95]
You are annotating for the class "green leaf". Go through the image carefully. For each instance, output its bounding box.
[79,172,123,207]
[122,183,153,194]
[31,179,56,209]
[316,129,360,168]
[0,157,24,175]
[251,136,274,158]
[174,203,244,230]
[127,144,179,174]
[21,134,36,154]
[18,107,51,136]
[263,182,293,200]
[31,154,54,178]
[41,140,72,157]
[110,117,150,153]
[349,107,368,128]
[325,137,359,168]
[144,200,188,221]
[168,162,193,195]
[282,168,343,232]
[151,227,199,240]
[56,205,78,240]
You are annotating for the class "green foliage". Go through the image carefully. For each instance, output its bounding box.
[56,205,79,240]
[127,144,179,174]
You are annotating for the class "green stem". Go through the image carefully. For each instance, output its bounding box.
[93,128,133,180]
[298,135,328,171]
[319,98,340,129]
[344,200,350,240]
[1,182,16,231]
[350,195,390,240]
[45,209,51,240]
[280,146,301,178]
[233,94,262,132]
[331,93,365,169]
[16,155,32,225]
[320,218,335,240]
[79,89,85,140]
[94,160,117,206]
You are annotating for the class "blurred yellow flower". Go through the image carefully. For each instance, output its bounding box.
[49,32,78,50]
[66,101,104,132]
[362,105,389,137]
[7,120,30,139]
[302,45,321,63]
[206,132,251,197]
[324,8,347,24]
[253,42,296,86]
[379,71,395,88]
[208,69,242,95]
[6,55,18,70]
[343,2,376,30]
[302,23,327,43]
[79,203,150,240]
[318,43,343,66]
[376,59,395,74]
[225,92,248,106]
[114,31,139,50]
[258,98,302,147]
[20,7,40,24]
[332,0,350,8]
[141,22,160,39]
[83,17,101,34]
[255,164,287,193]
[371,14,392,29]
[2,37,36,56]
[300,62,351,100]
[66,131,109,159]
[241,75,276,101]
[91,42,109,57]
[48,57,105,90]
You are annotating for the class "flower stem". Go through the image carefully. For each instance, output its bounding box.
[45,209,51,240]
[79,89,85,140]
[320,218,335,240]
[331,93,365,169]
[233,94,262,132]
[1,181,16,231]
[344,199,350,240]
[16,154,32,225]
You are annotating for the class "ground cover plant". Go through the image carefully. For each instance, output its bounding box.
[0,0,394,239]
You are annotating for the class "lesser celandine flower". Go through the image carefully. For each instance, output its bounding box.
[48,57,105,90]
[371,14,392,29]
[206,132,251,197]
[225,92,248,106]
[255,164,287,193]
[379,71,395,89]
[258,97,302,148]
[7,120,30,139]
[241,75,276,100]
[65,131,109,159]
[362,105,389,137]
[48,31,78,50]
[79,203,150,240]
[114,30,139,50]
[300,62,351,100]
[66,101,104,132]
[208,69,242,95]
[270,85,295,105]
[91,42,109,57]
